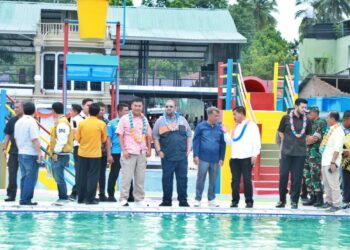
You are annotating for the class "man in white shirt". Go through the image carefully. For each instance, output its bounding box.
[69,98,92,200]
[321,111,345,212]
[224,106,261,208]
[14,102,42,206]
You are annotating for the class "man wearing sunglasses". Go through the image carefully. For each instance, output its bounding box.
[153,99,192,207]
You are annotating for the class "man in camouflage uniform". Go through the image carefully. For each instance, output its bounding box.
[303,106,327,207]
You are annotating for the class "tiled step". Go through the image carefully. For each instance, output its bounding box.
[254,188,279,195]
[253,180,279,188]
[259,166,279,174]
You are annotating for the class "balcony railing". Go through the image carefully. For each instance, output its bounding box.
[37,23,80,37]
[120,69,218,88]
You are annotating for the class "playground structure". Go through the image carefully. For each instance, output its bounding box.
[217,60,300,194]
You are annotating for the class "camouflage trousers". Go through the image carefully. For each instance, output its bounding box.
[303,156,322,194]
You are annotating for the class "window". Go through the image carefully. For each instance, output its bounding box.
[42,52,104,92]
[314,58,328,74]
[74,81,88,91]
[57,54,71,90]
[43,54,55,89]
[91,81,102,91]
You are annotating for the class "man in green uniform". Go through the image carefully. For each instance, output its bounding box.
[303,106,327,207]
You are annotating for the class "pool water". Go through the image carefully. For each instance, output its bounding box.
[0,213,349,249]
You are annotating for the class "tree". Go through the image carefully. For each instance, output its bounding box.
[313,0,350,23]
[142,0,228,8]
[248,0,277,30]
[109,0,134,6]
[241,26,294,79]
[229,0,256,51]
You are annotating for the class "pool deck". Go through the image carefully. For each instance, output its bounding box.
[1,190,350,218]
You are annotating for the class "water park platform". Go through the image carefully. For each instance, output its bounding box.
[1,190,350,218]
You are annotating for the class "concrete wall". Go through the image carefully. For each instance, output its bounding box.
[299,36,350,78]
[299,39,336,78]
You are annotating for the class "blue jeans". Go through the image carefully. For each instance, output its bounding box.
[52,155,70,200]
[19,154,39,203]
[195,160,219,201]
[161,158,188,203]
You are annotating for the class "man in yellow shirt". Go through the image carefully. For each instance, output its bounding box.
[76,103,107,205]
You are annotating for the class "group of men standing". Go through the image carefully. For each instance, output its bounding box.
[3,96,264,208]
[4,96,350,212]
[276,98,350,211]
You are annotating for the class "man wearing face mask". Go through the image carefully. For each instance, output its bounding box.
[276,98,312,209]
[223,106,261,208]
[153,99,192,207]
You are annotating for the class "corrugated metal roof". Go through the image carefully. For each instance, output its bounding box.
[0,1,246,43]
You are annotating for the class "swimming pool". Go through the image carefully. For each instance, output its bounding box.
[0,213,349,249]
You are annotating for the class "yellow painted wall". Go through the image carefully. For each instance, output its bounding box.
[220,110,284,194]
[255,111,285,144]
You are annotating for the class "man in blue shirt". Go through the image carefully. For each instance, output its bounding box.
[106,103,134,202]
[193,106,226,207]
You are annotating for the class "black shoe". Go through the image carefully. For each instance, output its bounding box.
[300,195,308,202]
[313,193,324,207]
[4,197,15,202]
[230,202,238,208]
[77,200,85,204]
[179,201,190,207]
[246,202,253,208]
[322,202,332,209]
[291,202,298,209]
[127,197,135,203]
[326,206,341,213]
[302,195,316,206]
[20,201,38,206]
[99,195,108,202]
[86,200,99,205]
[341,203,350,209]
[69,194,77,201]
[159,201,172,207]
[275,202,286,208]
[107,196,117,202]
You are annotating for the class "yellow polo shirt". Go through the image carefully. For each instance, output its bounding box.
[76,116,107,158]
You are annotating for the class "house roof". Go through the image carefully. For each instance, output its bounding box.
[0,1,246,44]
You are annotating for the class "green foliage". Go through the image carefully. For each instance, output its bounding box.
[142,0,227,8]
[109,0,134,6]
[241,26,294,79]
[228,1,256,51]
[0,49,15,64]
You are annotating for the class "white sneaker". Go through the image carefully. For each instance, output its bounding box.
[134,201,149,207]
[208,200,219,207]
[194,200,201,207]
[119,200,129,206]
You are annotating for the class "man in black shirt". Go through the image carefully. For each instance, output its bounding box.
[276,98,312,209]
[3,101,23,201]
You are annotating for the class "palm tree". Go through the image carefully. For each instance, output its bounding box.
[313,0,350,22]
[248,0,278,30]
[295,0,350,23]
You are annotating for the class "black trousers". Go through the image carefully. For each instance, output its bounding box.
[230,158,253,204]
[279,154,306,204]
[343,169,350,203]
[71,146,80,197]
[107,154,133,198]
[78,156,101,203]
[99,155,107,195]
[6,153,19,199]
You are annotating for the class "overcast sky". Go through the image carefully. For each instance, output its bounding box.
[132,0,302,41]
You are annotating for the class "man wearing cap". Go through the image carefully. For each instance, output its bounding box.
[302,106,327,207]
